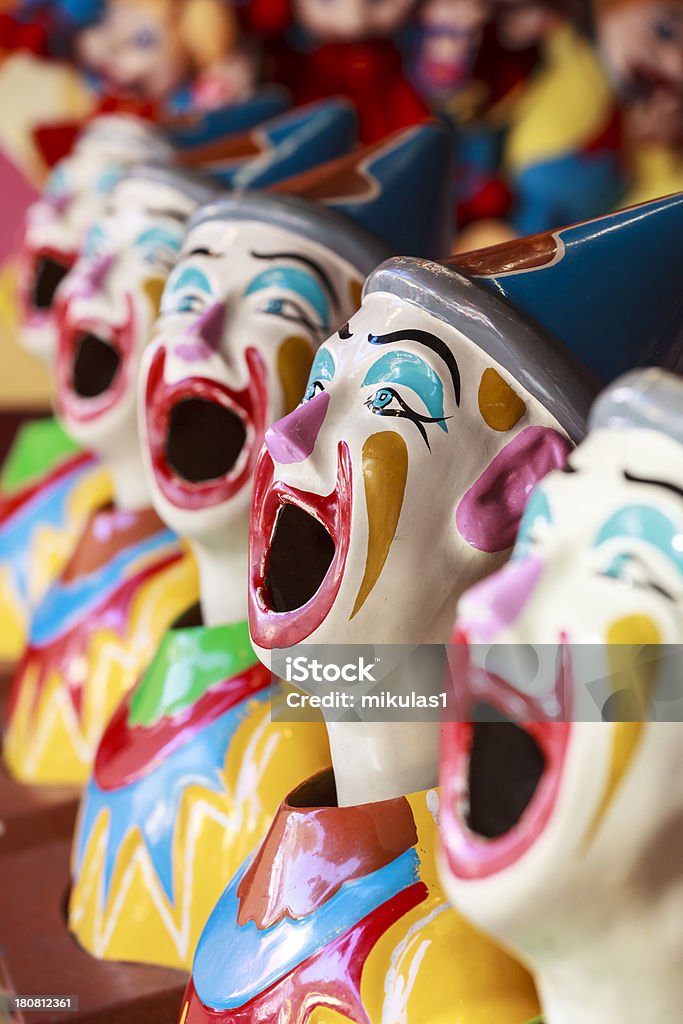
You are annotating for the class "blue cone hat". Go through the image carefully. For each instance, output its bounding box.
[271,120,454,259]
[179,100,358,191]
[455,192,683,385]
[186,122,455,282]
[166,88,290,151]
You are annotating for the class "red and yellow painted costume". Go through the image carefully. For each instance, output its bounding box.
[181,769,540,1024]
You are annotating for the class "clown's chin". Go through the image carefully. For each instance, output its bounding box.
[466,707,545,839]
[166,397,247,482]
[266,504,335,613]
[32,254,71,311]
[73,332,121,398]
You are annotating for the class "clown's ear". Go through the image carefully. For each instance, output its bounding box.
[456,426,572,553]
[181,0,238,69]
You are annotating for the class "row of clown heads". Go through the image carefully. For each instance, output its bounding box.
[0,99,682,1024]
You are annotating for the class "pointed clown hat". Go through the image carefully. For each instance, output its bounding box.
[183,121,454,282]
[455,193,683,385]
[364,192,683,443]
[166,87,290,151]
[178,99,358,191]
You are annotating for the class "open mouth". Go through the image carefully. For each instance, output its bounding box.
[72,331,121,397]
[144,345,268,510]
[20,247,75,326]
[57,295,134,423]
[32,253,72,310]
[440,644,572,879]
[249,442,352,649]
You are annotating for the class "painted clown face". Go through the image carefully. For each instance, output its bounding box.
[249,287,572,658]
[55,173,200,470]
[18,119,171,360]
[439,421,683,987]
[139,213,364,546]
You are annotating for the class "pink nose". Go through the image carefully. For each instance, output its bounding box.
[265,391,330,465]
[460,555,544,643]
[83,252,114,290]
[191,302,225,351]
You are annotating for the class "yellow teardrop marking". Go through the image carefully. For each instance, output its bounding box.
[277,335,315,415]
[350,431,408,620]
[478,367,527,431]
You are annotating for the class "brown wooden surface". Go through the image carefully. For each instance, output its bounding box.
[0,838,187,1023]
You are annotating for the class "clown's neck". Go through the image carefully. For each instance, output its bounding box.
[107,448,152,511]
[534,915,683,1024]
[326,720,440,806]
[189,525,249,628]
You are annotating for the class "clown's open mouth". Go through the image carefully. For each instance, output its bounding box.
[32,254,72,311]
[466,706,545,839]
[73,331,121,398]
[166,398,247,483]
[249,443,352,649]
[265,504,336,613]
[58,296,134,423]
[440,649,572,880]
[144,346,267,510]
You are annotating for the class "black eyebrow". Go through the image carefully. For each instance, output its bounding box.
[624,470,683,499]
[188,247,220,258]
[149,208,187,222]
[367,329,461,406]
[250,250,340,312]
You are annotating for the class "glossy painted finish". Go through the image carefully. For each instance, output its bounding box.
[455,191,683,384]
[248,278,580,656]
[179,100,358,191]
[69,622,331,968]
[180,772,540,1022]
[439,368,683,1024]
[166,88,289,149]
[3,505,198,785]
[139,124,449,595]
[0,449,112,662]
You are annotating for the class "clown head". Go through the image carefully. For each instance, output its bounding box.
[76,0,243,104]
[55,166,214,509]
[597,0,683,143]
[139,193,381,564]
[248,255,590,658]
[18,115,173,361]
[439,368,683,1024]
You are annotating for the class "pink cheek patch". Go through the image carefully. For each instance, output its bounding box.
[456,425,572,552]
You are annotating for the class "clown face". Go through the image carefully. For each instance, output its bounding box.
[77,1,190,102]
[56,172,202,477]
[440,418,683,1010]
[599,1,683,97]
[18,118,171,361]
[140,211,364,547]
[249,285,572,658]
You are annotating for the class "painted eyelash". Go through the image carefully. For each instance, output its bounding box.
[364,387,450,451]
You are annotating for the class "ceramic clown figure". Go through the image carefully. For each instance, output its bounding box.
[2,165,211,787]
[0,100,354,664]
[68,124,454,971]
[179,192,683,1024]
[0,115,171,663]
[439,367,683,1024]
[2,97,364,787]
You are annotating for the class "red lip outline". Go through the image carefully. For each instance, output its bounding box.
[440,635,572,880]
[144,344,268,511]
[248,442,352,650]
[18,237,76,329]
[56,291,135,425]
